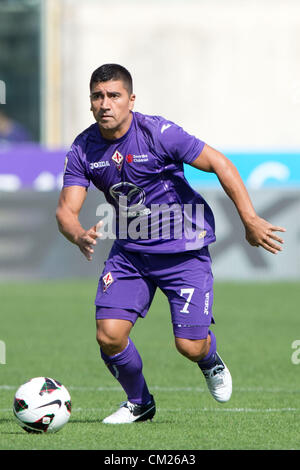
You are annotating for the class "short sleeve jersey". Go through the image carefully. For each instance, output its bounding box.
[63,111,216,253]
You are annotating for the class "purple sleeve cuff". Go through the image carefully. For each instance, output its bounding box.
[63,177,90,188]
[183,139,205,164]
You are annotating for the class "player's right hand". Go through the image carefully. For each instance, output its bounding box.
[76,221,103,261]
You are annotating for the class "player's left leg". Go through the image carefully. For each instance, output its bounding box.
[174,329,232,403]
[154,247,232,403]
[174,334,211,363]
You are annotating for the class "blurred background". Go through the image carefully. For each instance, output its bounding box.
[0,0,299,281]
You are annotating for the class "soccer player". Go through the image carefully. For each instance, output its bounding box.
[56,64,286,424]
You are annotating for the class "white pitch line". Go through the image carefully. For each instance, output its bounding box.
[1,385,300,393]
[71,407,300,413]
[2,407,299,414]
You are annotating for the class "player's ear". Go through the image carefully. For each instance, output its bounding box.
[129,93,136,111]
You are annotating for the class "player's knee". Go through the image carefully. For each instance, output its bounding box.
[96,318,133,355]
[96,326,126,356]
[175,337,209,362]
[96,329,120,351]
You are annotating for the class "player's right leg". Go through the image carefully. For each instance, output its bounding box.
[94,244,156,424]
[96,318,132,357]
[96,317,155,424]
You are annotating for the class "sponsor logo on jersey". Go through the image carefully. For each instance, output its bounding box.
[126,154,133,163]
[126,154,149,163]
[103,272,114,292]
[112,150,124,171]
[90,160,110,170]
[109,182,149,217]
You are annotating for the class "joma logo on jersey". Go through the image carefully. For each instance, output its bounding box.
[103,272,114,292]
[204,292,210,315]
[90,161,110,170]
[112,150,124,171]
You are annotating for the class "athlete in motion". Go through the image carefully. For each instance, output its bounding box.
[56,64,286,423]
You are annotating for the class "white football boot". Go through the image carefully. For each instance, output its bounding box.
[202,353,232,403]
[102,395,156,424]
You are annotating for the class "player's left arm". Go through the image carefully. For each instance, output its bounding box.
[191,144,286,254]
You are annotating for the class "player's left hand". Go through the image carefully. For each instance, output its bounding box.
[244,215,286,254]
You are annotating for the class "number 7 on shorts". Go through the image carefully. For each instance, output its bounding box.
[179,288,195,314]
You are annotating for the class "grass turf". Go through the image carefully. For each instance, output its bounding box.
[0,280,299,450]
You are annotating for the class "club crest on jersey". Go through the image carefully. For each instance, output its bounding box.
[111,150,124,171]
[103,272,114,292]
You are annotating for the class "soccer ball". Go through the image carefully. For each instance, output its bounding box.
[13,377,71,433]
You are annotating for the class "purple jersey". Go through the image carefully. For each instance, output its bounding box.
[63,111,216,253]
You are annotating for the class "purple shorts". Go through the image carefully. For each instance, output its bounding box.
[95,243,214,340]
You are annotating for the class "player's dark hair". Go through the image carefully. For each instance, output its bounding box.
[89,64,133,95]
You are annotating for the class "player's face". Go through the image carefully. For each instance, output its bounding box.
[90,80,135,139]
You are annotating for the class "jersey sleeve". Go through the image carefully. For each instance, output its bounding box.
[63,141,90,189]
[156,120,205,164]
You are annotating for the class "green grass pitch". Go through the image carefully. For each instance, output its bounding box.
[0,280,299,450]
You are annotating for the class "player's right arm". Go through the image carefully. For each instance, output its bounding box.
[56,185,102,261]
